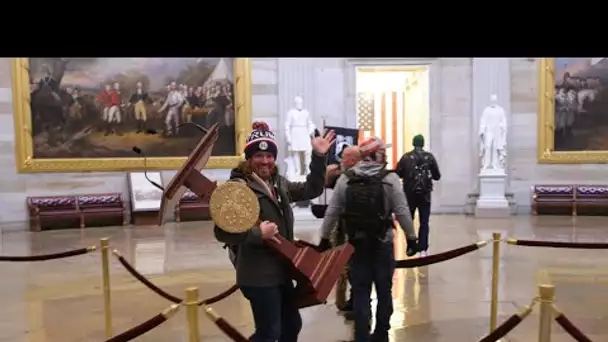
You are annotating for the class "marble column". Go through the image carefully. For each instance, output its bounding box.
[277,59,315,158]
[471,58,513,216]
[277,59,316,218]
[471,58,511,188]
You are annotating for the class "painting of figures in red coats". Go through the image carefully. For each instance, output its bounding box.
[27,58,236,158]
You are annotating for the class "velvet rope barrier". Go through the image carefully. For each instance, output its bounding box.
[553,305,593,342]
[104,304,180,342]
[506,238,608,249]
[476,299,536,342]
[0,246,96,261]
[395,240,489,268]
[112,250,239,305]
[201,305,249,342]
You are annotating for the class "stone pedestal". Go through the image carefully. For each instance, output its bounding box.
[475,169,510,217]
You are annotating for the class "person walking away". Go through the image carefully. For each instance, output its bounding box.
[214,121,335,342]
[325,146,361,316]
[395,134,441,257]
[318,137,418,342]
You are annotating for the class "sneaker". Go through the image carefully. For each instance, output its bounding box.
[420,250,428,257]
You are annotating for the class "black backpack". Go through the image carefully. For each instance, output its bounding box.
[342,170,392,239]
[406,151,433,195]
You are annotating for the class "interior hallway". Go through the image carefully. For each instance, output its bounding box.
[0,215,607,342]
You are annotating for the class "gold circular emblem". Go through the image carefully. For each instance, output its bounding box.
[209,181,260,233]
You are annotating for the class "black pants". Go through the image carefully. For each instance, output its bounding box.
[406,192,431,251]
[240,283,302,342]
[349,239,395,342]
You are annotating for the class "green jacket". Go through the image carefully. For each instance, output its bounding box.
[214,153,327,286]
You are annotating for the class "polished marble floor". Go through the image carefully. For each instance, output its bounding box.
[1,214,608,341]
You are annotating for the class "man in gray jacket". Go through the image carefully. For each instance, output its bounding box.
[318,137,418,342]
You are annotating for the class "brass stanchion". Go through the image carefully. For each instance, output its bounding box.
[185,287,200,342]
[490,232,501,333]
[101,237,113,338]
[538,284,555,342]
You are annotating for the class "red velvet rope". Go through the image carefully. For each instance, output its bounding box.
[215,317,249,342]
[555,313,593,342]
[395,242,480,268]
[104,312,169,342]
[513,239,608,249]
[477,314,523,342]
[114,252,239,305]
[0,247,93,261]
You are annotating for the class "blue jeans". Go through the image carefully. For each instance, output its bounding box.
[407,193,431,251]
[349,239,395,342]
[240,283,302,342]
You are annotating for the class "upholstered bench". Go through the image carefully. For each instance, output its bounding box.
[574,185,608,215]
[77,193,128,228]
[531,185,575,216]
[27,196,81,231]
[174,189,211,222]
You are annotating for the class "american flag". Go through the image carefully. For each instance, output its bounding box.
[356,91,405,169]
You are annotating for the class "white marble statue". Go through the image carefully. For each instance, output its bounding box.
[285,96,316,176]
[479,94,507,172]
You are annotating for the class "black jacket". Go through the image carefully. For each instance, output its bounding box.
[396,148,441,194]
[213,153,326,286]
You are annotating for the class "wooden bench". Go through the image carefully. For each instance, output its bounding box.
[574,185,608,215]
[27,195,81,231]
[531,185,575,216]
[174,189,211,222]
[27,193,128,231]
[77,193,128,228]
[532,184,608,216]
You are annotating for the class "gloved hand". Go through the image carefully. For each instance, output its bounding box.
[316,238,332,253]
[406,238,419,257]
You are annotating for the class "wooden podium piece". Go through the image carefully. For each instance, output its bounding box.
[275,236,353,308]
[157,123,220,226]
[210,182,354,309]
[158,123,353,308]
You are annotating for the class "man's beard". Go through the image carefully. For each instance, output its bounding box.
[251,163,277,180]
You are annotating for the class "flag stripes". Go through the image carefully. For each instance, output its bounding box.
[357,91,405,169]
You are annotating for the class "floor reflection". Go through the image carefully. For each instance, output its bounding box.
[0,215,606,341]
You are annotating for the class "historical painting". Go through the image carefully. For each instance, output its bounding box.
[11,58,251,172]
[538,58,608,163]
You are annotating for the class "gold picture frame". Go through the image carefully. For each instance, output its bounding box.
[11,58,252,172]
[537,58,608,163]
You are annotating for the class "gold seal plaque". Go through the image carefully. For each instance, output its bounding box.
[209,181,260,233]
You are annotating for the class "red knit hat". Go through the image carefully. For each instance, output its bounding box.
[244,121,278,159]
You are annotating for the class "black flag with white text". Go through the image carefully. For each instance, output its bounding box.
[324,126,359,165]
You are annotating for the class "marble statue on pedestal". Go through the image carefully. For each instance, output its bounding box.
[475,94,509,217]
[285,96,316,177]
[479,94,507,173]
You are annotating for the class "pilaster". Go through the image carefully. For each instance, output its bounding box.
[471,58,511,191]
[277,59,315,160]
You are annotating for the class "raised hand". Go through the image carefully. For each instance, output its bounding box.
[311,129,336,155]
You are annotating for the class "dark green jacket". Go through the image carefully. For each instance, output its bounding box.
[214,153,327,286]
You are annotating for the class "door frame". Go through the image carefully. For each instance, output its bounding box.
[344,58,439,152]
